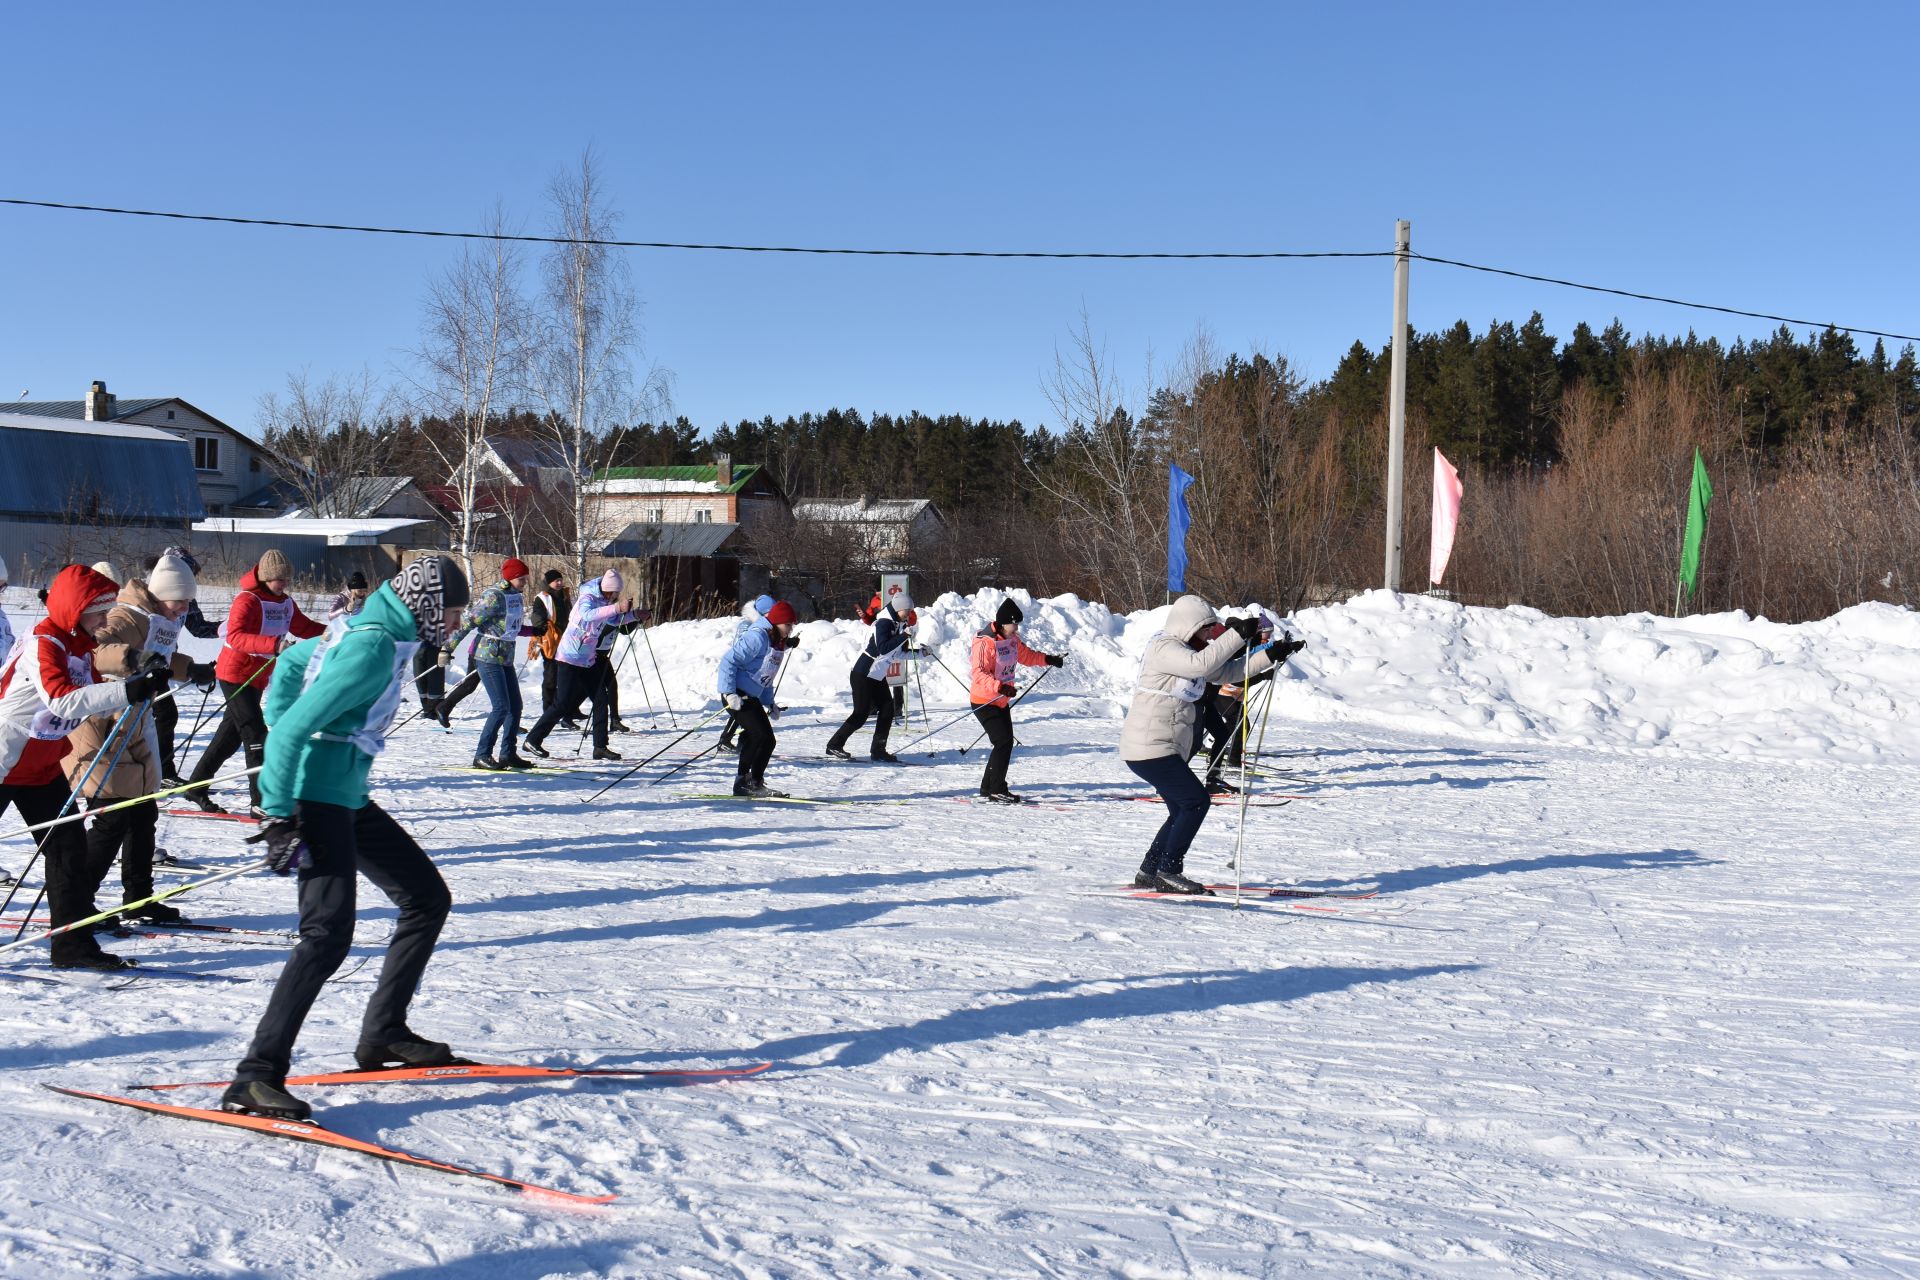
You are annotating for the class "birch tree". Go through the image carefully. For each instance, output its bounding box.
[411,208,530,575]
[257,368,393,516]
[535,150,669,580]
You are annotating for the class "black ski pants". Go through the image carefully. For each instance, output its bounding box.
[87,797,160,905]
[0,779,114,963]
[826,672,895,757]
[733,697,775,785]
[972,703,1015,795]
[439,667,481,717]
[188,681,267,809]
[540,655,560,713]
[527,660,610,750]
[236,799,450,1084]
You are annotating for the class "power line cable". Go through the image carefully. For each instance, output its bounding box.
[0,197,1388,260]
[1409,252,1919,346]
[2,195,1913,343]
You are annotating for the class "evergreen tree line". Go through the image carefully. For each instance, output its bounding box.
[322,316,1919,622]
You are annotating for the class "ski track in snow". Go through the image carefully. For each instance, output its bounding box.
[1,599,1917,1277]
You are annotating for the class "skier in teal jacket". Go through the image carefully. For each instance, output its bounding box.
[222,555,470,1121]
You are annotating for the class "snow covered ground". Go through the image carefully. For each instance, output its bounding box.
[2,589,1917,1277]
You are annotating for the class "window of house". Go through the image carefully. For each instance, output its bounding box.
[166,409,176,420]
[193,437,221,472]
[250,456,261,472]
[695,508,713,523]
[646,507,664,523]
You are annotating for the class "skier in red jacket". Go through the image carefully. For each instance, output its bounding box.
[183,550,323,815]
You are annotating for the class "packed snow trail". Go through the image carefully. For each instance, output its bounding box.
[0,587,1915,1275]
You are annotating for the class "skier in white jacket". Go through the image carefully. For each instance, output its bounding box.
[1119,594,1300,894]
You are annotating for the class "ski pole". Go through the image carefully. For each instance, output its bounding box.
[641,624,678,727]
[620,627,655,716]
[0,764,265,848]
[896,703,981,755]
[0,860,260,957]
[585,706,724,803]
[0,698,143,917]
[648,738,721,786]
[958,667,1052,756]
[7,699,153,937]
[1231,668,1281,910]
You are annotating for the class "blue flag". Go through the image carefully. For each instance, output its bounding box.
[1167,463,1195,594]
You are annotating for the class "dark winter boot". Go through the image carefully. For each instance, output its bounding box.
[184,788,227,815]
[869,751,902,763]
[51,946,134,971]
[592,746,623,761]
[435,706,453,729]
[354,1029,473,1072]
[498,752,535,770]
[522,738,551,758]
[1152,870,1214,896]
[129,902,187,925]
[1206,776,1239,796]
[1132,859,1157,889]
[471,754,505,771]
[611,719,633,734]
[221,1079,311,1121]
[824,746,854,761]
[980,790,1024,805]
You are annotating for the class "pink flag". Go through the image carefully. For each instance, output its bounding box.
[1430,448,1463,586]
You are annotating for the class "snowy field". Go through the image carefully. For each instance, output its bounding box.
[2,589,1917,1278]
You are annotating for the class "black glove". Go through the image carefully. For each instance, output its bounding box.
[998,681,1017,698]
[786,637,801,651]
[1227,616,1261,642]
[188,661,217,692]
[1044,653,1065,668]
[1272,636,1307,662]
[123,670,171,703]
[247,818,310,875]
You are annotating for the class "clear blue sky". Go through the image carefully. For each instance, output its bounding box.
[3,4,1914,441]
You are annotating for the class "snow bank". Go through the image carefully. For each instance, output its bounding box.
[629,588,1920,766]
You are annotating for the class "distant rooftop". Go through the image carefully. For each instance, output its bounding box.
[592,463,765,495]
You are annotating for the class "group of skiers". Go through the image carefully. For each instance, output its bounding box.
[0,543,1303,1121]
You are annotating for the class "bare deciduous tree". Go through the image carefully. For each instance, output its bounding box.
[535,150,671,578]
[257,368,392,516]
[409,207,532,575]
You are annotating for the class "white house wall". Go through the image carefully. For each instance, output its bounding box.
[118,404,277,516]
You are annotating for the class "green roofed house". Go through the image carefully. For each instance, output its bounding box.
[584,454,791,615]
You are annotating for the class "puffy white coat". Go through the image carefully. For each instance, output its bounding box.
[1119,595,1274,762]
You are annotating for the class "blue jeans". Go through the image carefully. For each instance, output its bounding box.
[1125,754,1211,877]
[476,660,522,759]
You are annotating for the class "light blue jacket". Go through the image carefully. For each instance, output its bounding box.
[717,618,775,703]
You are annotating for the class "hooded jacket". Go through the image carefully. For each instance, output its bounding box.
[556,579,641,668]
[1118,595,1274,762]
[256,583,420,816]
[445,580,525,667]
[214,567,324,688]
[63,579,192,801]
[717,618,777,704]
[0,566,133,787]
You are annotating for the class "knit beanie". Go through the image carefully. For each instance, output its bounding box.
[390,553,470,646]
[91,561,121,584]
[501,557,530,582]
[544,569,564,585]
[257,549,293,582]
[599,568,623,596]
[147,554,198,603]
[995,599,1024,627]
[765,601,797,626]
[889,590,915,617]
[154,545,201,575]
[348,571,369,590]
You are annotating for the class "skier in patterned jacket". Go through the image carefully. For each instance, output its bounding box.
[0,565,171,968]
[522,569,646,760]
[440,558,533,770]
[221,554,469,1121]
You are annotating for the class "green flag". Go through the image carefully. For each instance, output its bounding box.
[1678,448,1713,599]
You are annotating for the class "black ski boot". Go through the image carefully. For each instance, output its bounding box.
[1132,863,1157,889]
[221,1079,311,1121]
[981,790,1024,805]
[129,902,188,925]
[184,788,227,815]
[1206,776,1239,796]
[869,751,902,763]
[611,719,633,734]
[435,706,453,729]
[824,746,854,761]
[559,717,583,731]
[51,947,134,971]
[733,780,789,800]
[471,754,505,771]
[592,746,623,761]
[498,752,535,770]
[355,1029,474,1072]
[717,738,738,754]
[522,738,551,758]
[1152,870,1214,896]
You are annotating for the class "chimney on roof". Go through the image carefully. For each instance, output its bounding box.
[84,380,115,422]
[715,451,732,487]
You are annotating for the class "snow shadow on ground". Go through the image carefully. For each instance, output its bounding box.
[1301,847,1715,896]
[455,865,1026,918]
[435,893,1009,954]
[1,1028,226,1071]
[732,963,1478,1071]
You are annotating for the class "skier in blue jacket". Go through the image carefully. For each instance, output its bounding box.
[717,600,795,798]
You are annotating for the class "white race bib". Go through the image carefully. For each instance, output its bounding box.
[302,618,419,758]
